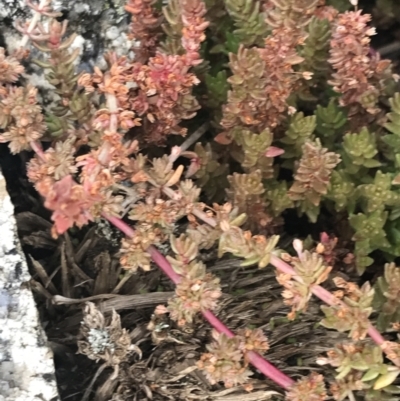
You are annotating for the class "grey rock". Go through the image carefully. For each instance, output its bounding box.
[0,0,133,99]
[0,171,59,401]
[0,1,27,20]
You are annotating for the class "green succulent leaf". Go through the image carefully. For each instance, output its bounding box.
[223,0,269,47]
[281,112,317,161]
[343,128,380,174]
[315,99,347,141]
[358,171,400,213]
[205,70,229,108]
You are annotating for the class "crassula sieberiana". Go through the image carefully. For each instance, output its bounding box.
[1,0,400,400]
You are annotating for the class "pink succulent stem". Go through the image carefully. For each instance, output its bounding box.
[201,309,235,337]
[201,309,295,389]
[102,213,135,237]
[138,190,387,354]
[147,245,181,284]
[101,213,295,389]
[30,141,46,161]
[192,208,219,228]
[269,254,296,276]
[270,255,388,344]
[270,256,388,346]
[367,325,385,346]
[247,351,294,389]
[101,213,182,284]
[105,93,119,131]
